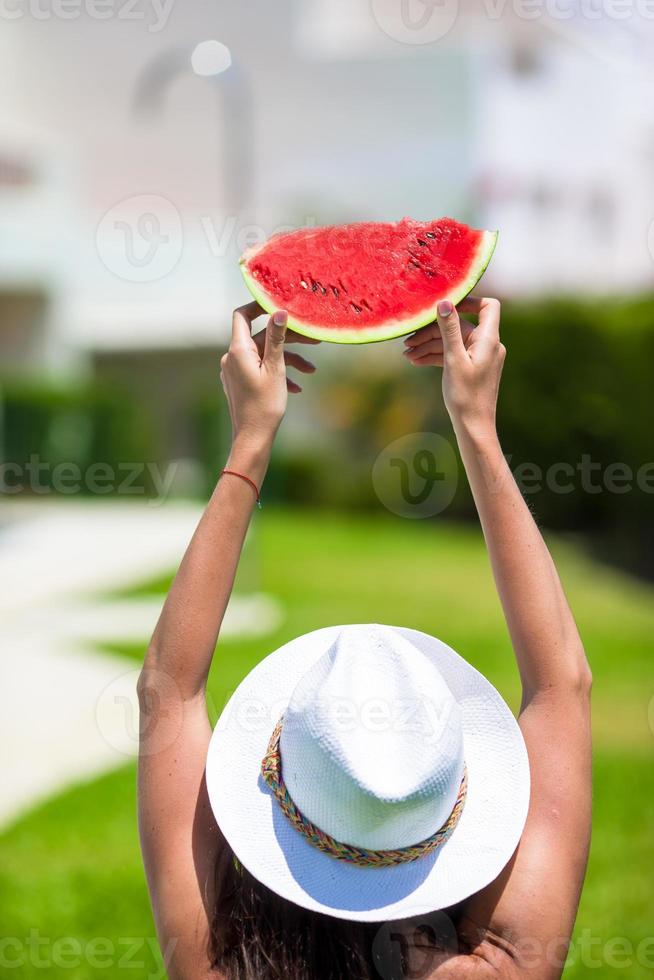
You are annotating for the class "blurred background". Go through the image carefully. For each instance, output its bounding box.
[1,1,653,976]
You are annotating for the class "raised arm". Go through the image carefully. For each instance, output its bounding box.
[407,298,591,701]
[405,300,592,979]
[137,303,318,979]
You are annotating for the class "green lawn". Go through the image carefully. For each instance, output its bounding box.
[1,509,653,978]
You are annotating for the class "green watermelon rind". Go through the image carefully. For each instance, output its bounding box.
[239,228,498,345]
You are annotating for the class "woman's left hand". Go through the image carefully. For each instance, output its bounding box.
[220,301,319,448]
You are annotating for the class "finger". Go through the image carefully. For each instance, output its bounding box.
[408,318,476,351]
[253,326,320,353]
[456,296,482,316]
[232,301,263,345]
[403,338,443,359]
[287,378,302,394]
[264,310,288,364]
[404,322,440,348]
[284,351,316,374]
[408,352,444,367]
[436,300,467,362]
[404,318,476,348]
[285,329,321,345]
[459,318,476,349]
[469,298,501,356]
[252,329,265,356]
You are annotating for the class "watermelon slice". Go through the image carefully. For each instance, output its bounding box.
[240,217,497,344]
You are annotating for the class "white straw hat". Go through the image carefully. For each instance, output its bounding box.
[206,624,529,922]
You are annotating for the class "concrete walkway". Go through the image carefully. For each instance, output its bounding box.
[0,501,282,829]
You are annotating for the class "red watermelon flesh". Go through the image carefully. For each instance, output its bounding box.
[240,217,497,344]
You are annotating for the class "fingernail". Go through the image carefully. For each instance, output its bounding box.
[273,310,287,326]
[438,300,453,317]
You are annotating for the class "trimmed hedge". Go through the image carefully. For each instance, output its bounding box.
[2,295,652,578]
[268,296,654,579]
[497,297,654,576]
[1,382,155,496]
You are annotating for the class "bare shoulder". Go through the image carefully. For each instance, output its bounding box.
[456,681,592,979]
[405,944,521,979]
[393,912,522,979]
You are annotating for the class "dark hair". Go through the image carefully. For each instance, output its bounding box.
[209,843,460,980]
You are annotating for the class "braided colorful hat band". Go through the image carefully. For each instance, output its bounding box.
[261,717,468,868]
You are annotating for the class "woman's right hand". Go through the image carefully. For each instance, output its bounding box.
[220,302,319,451]
[403,296,506,435]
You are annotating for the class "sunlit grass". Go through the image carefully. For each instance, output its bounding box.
[2,509,653,978]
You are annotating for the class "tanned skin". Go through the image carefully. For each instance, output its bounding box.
[138,298,592,979]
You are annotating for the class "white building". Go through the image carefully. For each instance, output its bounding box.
[473,17,654,295]
[0,126,81,375]
[298,0,654,295]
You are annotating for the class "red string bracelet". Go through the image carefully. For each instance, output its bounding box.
[221,469,262,508]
